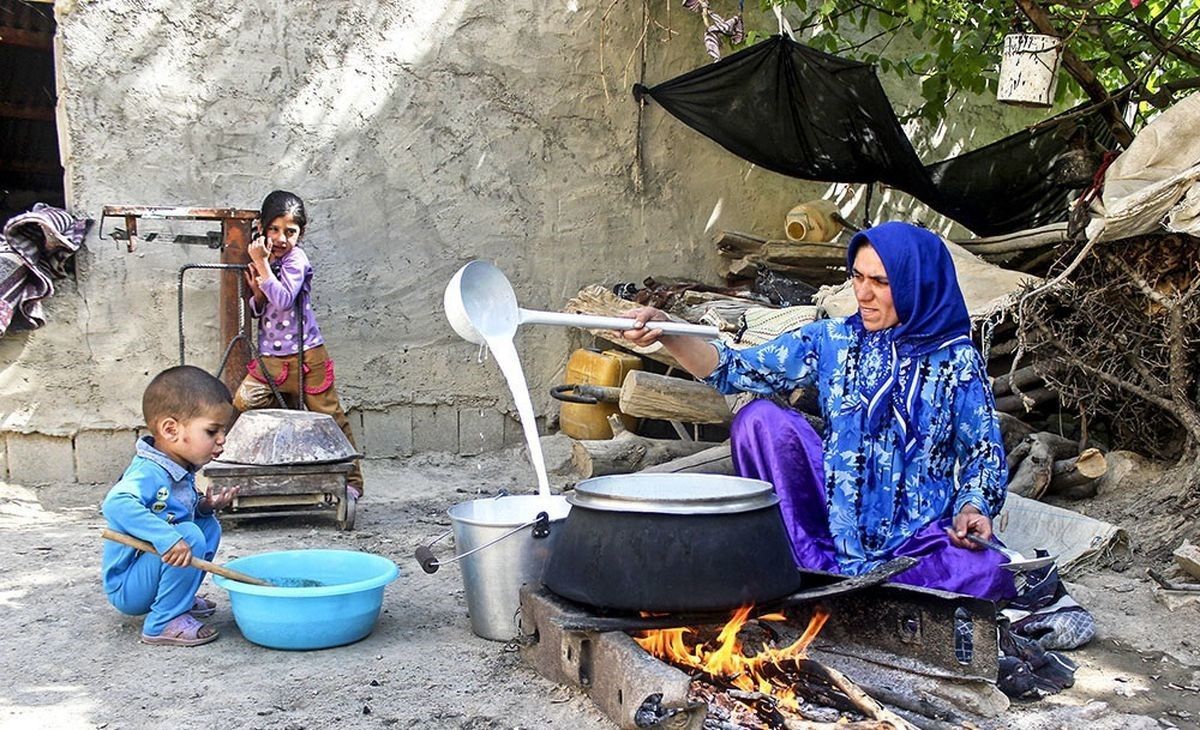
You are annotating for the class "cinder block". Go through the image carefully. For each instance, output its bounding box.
[360,407,413,458]
[504,413,546,448]
[412,405,459,454]
[6,432,75,485]
[75,430,138,484]
[458,408,505,456]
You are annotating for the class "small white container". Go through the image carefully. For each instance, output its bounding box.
[997,33,1062,108]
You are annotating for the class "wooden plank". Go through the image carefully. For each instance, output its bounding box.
[0,25,53,50]
[0,102,55,122]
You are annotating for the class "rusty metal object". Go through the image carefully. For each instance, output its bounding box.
[204,460,357,530]
[791,581,1000,683]
[217,409,359,466]
[100,205,256,392]
[220,215,253,390]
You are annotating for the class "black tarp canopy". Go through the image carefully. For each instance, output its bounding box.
[634,35,1116,236]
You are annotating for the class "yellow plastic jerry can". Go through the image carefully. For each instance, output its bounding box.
[554,348,642,440]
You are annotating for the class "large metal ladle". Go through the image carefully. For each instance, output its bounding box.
[443,260,720,345]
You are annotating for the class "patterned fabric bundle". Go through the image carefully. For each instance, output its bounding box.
[0,203,91,336]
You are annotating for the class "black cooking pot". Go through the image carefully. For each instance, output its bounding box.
[542,474,803,612]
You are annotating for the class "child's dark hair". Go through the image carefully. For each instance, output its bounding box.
[259,190,307,231]
[142,366,232,429]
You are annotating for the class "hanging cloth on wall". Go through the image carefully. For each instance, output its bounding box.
[633,35,1118,237]
[0,203,91,337]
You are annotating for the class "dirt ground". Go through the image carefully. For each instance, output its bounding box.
[2,449,1199,730]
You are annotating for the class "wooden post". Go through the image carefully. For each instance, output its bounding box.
[220,217,253,394]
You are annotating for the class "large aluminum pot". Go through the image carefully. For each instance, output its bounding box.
[542,474,802,612]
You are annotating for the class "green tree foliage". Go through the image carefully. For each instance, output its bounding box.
[760,0,1200,127]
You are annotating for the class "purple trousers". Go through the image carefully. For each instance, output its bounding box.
[730,400,1016,601]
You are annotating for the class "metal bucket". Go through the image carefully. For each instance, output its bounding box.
[447,494,570,641]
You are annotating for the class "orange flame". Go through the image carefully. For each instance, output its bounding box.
[635,607,830,712]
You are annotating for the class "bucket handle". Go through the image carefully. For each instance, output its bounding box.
[550,383,620,405]
[415,511,551,574]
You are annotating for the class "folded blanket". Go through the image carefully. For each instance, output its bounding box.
[0,204,91,335]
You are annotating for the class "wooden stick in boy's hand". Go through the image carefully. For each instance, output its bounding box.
[101,528,272,587]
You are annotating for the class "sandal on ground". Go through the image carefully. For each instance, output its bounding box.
[189,594,217,618]
[141,613,219,647]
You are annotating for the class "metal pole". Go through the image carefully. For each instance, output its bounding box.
[220,218,253,394]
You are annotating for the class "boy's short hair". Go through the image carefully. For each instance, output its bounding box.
[142,366,232,430]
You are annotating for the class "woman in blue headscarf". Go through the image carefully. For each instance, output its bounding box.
[622,221,1014,600]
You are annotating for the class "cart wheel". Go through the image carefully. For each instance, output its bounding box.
[338,494,356,531]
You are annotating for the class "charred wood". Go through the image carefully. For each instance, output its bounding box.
[997,412,1037,454]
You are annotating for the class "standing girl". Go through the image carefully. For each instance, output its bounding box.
[234,190,363,499]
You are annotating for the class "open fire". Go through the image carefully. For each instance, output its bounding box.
[635,606,830,714]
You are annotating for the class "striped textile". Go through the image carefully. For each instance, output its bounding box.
[0,203,91,335]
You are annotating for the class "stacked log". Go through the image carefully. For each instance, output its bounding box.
[714,230,848,286]
[1006,431,1108,500]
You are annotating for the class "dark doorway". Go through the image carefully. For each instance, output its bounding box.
[1,0,63,224]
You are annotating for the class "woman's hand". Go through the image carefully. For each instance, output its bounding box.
[949,504,993,549]
[618,305,721,380]
[619,306,669,348]
[161,538,193,568]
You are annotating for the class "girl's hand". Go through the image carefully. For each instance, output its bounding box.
[243,266,263,299]
[248,235,270,264]
[619,306,669,348]
[161,538,193,568]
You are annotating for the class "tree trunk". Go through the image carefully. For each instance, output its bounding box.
[1008,432,1081,499]
[995,386,1057,413]
[618,370,732,424]
[1046,448,1108,498]
[571,415,717,477]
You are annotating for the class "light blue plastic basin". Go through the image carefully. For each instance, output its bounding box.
[212,549,400,650]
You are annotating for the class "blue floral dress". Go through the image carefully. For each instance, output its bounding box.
[705,316,1007,575]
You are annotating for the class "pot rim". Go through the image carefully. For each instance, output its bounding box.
[568,473,779,515]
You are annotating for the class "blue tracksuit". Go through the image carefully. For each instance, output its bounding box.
[101,436,222,636]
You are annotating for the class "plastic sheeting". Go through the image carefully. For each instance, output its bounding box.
[635,35,1118,236]
[1086,91,1200,243]
[994,493,1130,579]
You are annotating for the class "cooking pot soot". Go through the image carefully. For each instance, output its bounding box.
[542,474,803,612]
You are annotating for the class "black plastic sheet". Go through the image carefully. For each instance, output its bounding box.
[635,35,1117,236]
